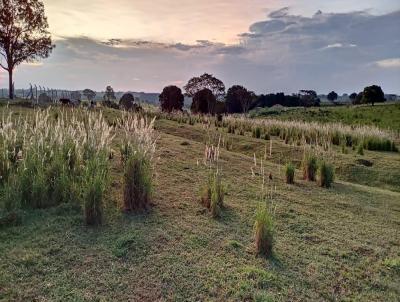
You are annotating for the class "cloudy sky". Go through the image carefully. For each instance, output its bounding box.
[2,0,400,93]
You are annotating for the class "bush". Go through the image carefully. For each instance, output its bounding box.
[123,151,152,212]
[302,153,317,181]
[285,163,295,184]
[254,207,274,257]
[317,161,335,188]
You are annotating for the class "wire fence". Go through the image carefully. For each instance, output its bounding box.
[0,84,80,103]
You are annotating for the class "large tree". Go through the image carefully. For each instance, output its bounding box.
[159,85,184,112]
[184,73,225,100]
[0,0,54,99]
[361,85,385,106]
[226,85,254,114]
[191,88,216,114]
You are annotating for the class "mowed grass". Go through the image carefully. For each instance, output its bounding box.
[250,103,400,131]
[0,107,400,301]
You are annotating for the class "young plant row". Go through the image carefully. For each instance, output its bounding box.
[157,111,398,152]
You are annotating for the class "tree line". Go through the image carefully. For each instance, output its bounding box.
[159,73,387,114]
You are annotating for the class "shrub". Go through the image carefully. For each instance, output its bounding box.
[317,161,335,188]
[285,162,295,184]
[302,153,317,181]
[254,207,274,257]
[123,152,152,212]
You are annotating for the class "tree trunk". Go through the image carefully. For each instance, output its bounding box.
[8,69,13,100]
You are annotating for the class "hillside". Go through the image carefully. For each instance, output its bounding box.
[0,106,399,301]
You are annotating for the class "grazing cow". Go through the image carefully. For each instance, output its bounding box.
[60,98,71,106]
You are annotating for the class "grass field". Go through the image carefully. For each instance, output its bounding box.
[0,105,399,301]
[250,103,400,131]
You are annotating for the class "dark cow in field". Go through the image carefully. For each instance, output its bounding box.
[60,98,72,106]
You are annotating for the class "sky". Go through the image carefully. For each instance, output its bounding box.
[1,0,400,94]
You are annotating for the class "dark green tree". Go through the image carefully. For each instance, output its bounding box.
[327,91,338,103]
[184,73,225,100]
[191,88,216,114]
[226,85,254,113]
[361,85,385,106]
[159,85,184,112]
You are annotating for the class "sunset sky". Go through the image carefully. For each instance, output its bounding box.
[1,0,400,93]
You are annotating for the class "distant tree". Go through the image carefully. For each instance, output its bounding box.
[159,85,184,112]
[83,89,96,102]
[103,86,116,102]
[354,92,364,105]
[361,85,385,106]
[349,92,357,102]
[298,90,320,107]
[71,91,81,102]
[226,85,254,114]
[0,0,55,99]
[184,73,225,100]
[327,91,338,103]
[119,93,135,110]
[191,88,216,114]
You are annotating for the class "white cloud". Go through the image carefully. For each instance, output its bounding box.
[375,58,400,68]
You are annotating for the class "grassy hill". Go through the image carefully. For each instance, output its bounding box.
[0,106,399,301]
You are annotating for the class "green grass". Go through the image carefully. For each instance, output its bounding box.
[250,103,400,131]
[0,106,399,301]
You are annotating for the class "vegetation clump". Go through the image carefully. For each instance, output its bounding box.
[302,153,317,181]
[254,206,274,257]
[285,162,295,184]
[0,109,114,225]
[119,113,157,212]
[317,161,335,188]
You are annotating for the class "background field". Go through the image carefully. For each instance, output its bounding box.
[250,103,400,131]
[0,105,399,301]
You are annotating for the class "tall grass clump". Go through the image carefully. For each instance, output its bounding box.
[119,113,157,212]
[253,158,276,257]
[210,172,224,218]
[317,161,335,188]
[199,139,225,218]
[302,152,317,181]
[285,162,295,184]
[0,108,114,225]
[83,155,109,225]
[254,206,274,257]
[357,144,364,155]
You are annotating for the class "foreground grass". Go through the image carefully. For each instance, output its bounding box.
[0,107,399,301]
